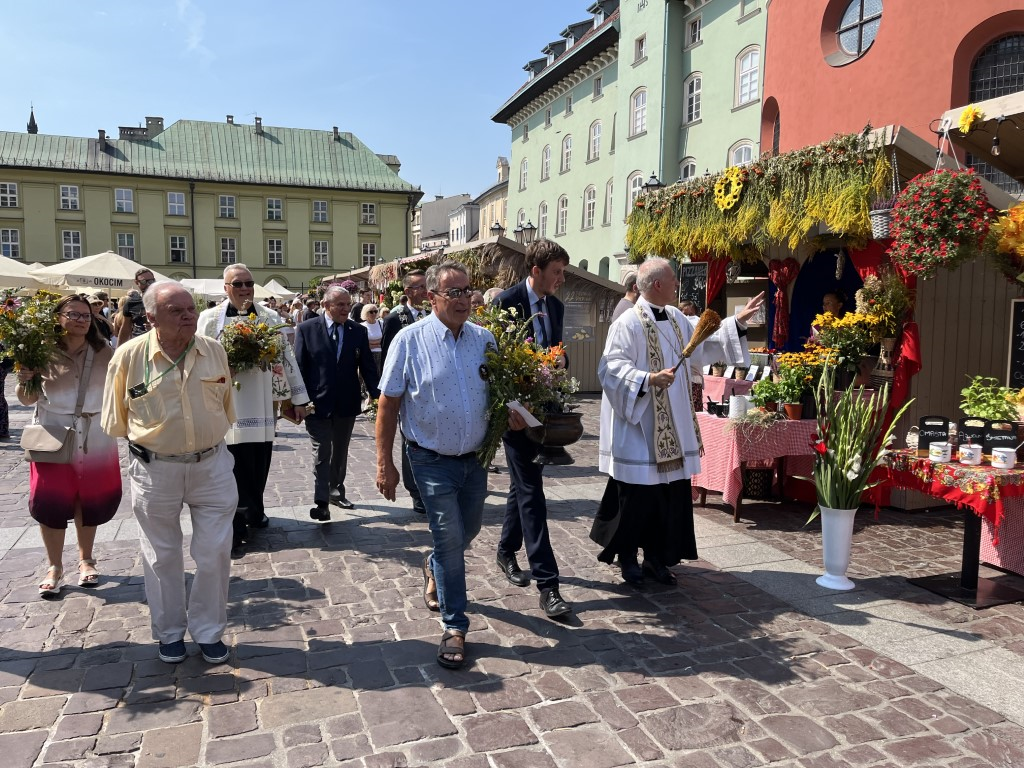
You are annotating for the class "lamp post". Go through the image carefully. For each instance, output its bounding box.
[642,172,665,195]
[513,222,525,245]
[522,220,537,245]
[491,221,505,238]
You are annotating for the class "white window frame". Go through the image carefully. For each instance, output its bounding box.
[593,75,603,98]
[583,186,597,229]
[314,200,329,223]
[267,198,283,221]
[360,202,376,225]
[60,185,80,211]
[517,209,526,227]
[631,89,648,136]
[680,158,698,181]
[219,195,236,218]
[545,108,552,127]
[0,182,18,208]
[556,196,568,235]
[604,179,614,225]
[0,228,20,259]
[685,74,702,123]
[737,46,760,106]
[561,135,573,172]
[168,192,186,216]
[627,171,645,215]
[313,240,330,267]
[362,242,377,267]
[115,188,134,213]
[62,230,82,260]
[116,232,136,261]
[539,202,548,238]
[730,141,755,166]
[267,238,284,266]
[523,122,529,142]
[541,145,551,180]
[565,93,573,115]
[169,235,188,263]
[220,237,237,265]
[589,121,602,160]
[635,35,647,62]
[688,17,702,47]
[520,158,529,190]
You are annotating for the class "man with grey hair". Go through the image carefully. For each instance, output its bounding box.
[295,284,379,521]
[102,280,237,664]
[377,261,526,668]
[198,264,309,559]
[610,271,640,322]
[593,258,764,587]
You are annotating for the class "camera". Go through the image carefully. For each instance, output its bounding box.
[128,382,148,399]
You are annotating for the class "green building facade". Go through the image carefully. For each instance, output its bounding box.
[0,116,421,290]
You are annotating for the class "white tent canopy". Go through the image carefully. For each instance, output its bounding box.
[262,279,296,300]
[179,278,274,301]
[29,251,171,297]
[0,257,48,292]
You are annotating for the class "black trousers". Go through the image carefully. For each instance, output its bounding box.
[227,441,274,544]
[498,429,559,590]
[305,412,356,504]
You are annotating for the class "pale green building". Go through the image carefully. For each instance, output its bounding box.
[0,115,421,290]
[492,0,766,281]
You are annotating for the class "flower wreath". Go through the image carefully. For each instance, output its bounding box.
[714,166,745,212]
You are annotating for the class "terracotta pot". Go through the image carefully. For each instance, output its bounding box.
[525,411,584,465]
[711,366,726,377]
[783,403,803,420]
[763,401,778,413]
[733,367,749,380]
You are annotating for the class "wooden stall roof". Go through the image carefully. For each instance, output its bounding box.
[941,91,1024,185]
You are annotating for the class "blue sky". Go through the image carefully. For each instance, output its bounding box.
[1,1,585,199]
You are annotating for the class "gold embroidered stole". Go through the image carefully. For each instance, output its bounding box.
[635,303,689,473]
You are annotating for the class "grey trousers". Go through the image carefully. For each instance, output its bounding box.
[304,413,356,504]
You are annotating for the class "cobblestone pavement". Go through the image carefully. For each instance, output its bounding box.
[1,377,1023,767]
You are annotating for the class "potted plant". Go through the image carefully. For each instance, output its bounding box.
[869,194,897,240]
[811,311,880,385]
[888,168,995,280]
[855,269,913,379]
[710,361,727,377]
[808,365,913,590]
[776,365,809,419]
[750,378,782,412]
[959,375,1017,422]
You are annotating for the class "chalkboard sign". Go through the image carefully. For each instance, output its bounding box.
[958,417,987,449]
[1007,298,1024,388]
[917,415,949,458]
[984,421,1017,457]
[678,262,708,313]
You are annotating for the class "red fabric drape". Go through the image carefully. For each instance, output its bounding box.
[847,240,887,279]
[768,257,799,348]
[690,253,729,308]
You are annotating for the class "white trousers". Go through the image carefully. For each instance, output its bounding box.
[128,443,237,644]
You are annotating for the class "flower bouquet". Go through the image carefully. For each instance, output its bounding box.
[472,303,579,468]
[854,270,912,338]
[811,311,881,370]
[0,289,63,395]
[221,318,287,386]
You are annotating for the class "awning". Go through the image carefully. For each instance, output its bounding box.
[941,91,1024,185]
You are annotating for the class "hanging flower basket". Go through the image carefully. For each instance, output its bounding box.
[869,208,893,240]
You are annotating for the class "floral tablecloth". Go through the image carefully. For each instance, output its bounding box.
[883,449,1024,540]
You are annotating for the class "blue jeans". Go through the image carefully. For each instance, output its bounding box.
[407,444,487,634]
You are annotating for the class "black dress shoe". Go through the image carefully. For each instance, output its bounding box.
[330,494,355,510]
[230,543,246,560]
[309,505,331,522]
[496,552,530,587]
[620,558,645,586]
[248,515,270,529]
[642,559,677,586]
[539,587,572,618]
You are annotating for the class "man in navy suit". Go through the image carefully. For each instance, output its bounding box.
[494,239,572,619]
[294,285,379,521]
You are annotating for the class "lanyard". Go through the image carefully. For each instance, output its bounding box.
[144,337,195,390]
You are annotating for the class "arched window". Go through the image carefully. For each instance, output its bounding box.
[838,0,882,58]
[969,34,1024,193]
[519,158,528,190]
[539,202,549,238]
[684,74,702,123]
[679,158,697,181]
[736,46,760,105]
[583,186,597,229]
[630,88,648,136]
[556,196,568,235]
[599,256,610,279]
[604,179,614,224]
[626,171,644,216]
[561,135,573,172]
[589,121,602,160]
[541,145,551,180]
[730,140,755,166]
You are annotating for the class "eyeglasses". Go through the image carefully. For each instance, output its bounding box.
[228,281,255,288]
[138,278,156,286]
[61,311,91,321]
[434,287,474,300]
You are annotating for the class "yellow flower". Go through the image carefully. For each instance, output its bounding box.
[958,104,984,135]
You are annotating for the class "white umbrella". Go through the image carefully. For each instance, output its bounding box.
[29,251,170,297]
[0,257,48,291]
[262,279,296,300]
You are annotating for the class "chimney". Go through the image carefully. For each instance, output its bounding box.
[226,115,234,125]
[332,126,339,140]
[145,116,164,137]
[254,116,263,135]
[98,129,106,144]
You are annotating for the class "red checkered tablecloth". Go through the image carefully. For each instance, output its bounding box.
[691,413,818,509]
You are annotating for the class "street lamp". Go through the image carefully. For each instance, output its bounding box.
[522,220,537,245]
[513,222,525,244]
[490,221,505,238]
[642,172,665,195]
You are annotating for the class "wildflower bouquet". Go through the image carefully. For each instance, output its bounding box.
[888,169,995,279]
[807,364,913,518]
[984,202,1024,284]
[854,270,912,337]
[0,288,63,395]
[221,318,286,378]
[472,303,578,468]
[812,312,881,369]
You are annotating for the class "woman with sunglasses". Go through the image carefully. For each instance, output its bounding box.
[16,294,122,596]
[360,304,384,373]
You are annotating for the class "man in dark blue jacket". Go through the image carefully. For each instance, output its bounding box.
[494,239,572,619]
[295,285,379,521]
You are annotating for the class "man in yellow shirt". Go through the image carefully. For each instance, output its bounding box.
[102,281,237,666]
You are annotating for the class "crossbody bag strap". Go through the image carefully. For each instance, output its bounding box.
[74,346,95,418]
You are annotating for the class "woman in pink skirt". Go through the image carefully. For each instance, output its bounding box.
[16,295,122,596]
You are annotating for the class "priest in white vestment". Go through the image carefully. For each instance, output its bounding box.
[198,264,309,559]
[592,257,764,586]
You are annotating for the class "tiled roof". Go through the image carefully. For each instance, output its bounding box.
[0,119,418,193]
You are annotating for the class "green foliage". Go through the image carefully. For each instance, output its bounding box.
[776,365,810,404]
[959,375,1018,421]
[750,378,783,407]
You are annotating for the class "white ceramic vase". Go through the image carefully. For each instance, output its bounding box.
[816,506,858,591]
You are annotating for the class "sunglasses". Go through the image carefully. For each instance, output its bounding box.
[228,281,255,288]
[367,310,379,314]
[434,287,474,300]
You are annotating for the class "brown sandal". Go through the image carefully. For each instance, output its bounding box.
[437,630,466,669]
[422,555,439,612]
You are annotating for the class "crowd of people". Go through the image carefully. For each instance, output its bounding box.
[8,244,765,670]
